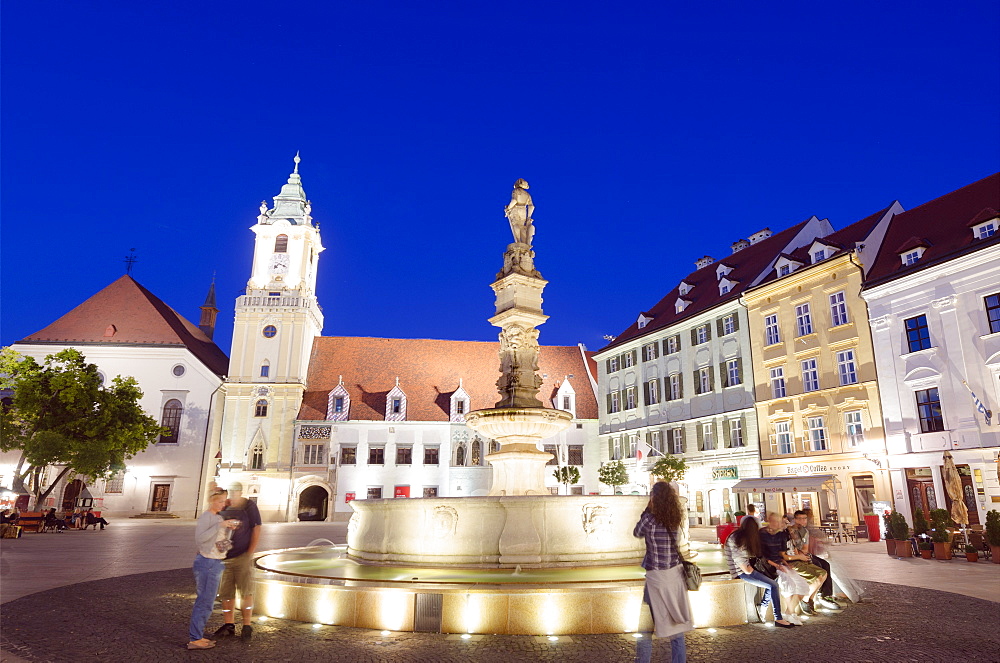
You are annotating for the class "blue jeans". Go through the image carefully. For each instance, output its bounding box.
[190,554,224,641]
[635,632,685,663]
[738,570,782,620]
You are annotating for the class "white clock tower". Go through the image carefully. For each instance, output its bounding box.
[214,154,325,520]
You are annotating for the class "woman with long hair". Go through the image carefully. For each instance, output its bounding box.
[632,481,693,663]
[759,512,810,624]
[724,515,794,628]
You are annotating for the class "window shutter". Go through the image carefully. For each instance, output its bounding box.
[719,362,727,388]
[706,324,712,341]
[696,424,705,451]
[733,314,740,332]
[691,328,698,346]
[606,358,612,373]
[723,419,732,448]
[642,381,649,406]
[662,339,670,355]
[716,318,724,337]
[608,438,614,460]
[680,427,687,454]
[620,390,626,410]
[708,366,714,392]
[645,431,652,446]
[653,343,660,359]
[631,349,638,365]
[678,373,684,400]
[606,393,612,413]
[736,358,743,385]
[692,371,699,395]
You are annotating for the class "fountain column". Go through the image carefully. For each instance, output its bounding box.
[465,179,572,497]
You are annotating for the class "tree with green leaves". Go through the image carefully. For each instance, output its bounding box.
[552,466,581,494]
[0,347,163,509]
[598,460,629,494]
[650,455,688,483]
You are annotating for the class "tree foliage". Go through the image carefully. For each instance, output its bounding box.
[552,465,581,488]
[0,347,163,508]
[650,455,688,483]
[598,460,629,490]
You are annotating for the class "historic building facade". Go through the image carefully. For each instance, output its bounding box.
[595,216,830,525]
[5,275,227,517]
[743,204,901,527]
[862,173,1000,526]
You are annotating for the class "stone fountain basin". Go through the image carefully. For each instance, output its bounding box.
[464,407,573,446]
[348,495,649,568]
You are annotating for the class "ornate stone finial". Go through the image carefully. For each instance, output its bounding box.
[395,376,400,387]
[293,151,301,174]
[260,200,268,214]
[338,375,343,386]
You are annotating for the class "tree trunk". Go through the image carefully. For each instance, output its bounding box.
[31,465,73,510]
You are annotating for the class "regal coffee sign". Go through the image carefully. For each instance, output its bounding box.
[712,466,739,481]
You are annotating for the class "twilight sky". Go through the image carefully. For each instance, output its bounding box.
[2,2,998,357]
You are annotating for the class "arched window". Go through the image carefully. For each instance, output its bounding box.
[471,439,482,466]
[255,399,269,417]
[455,443,466,467]
[249,442,264,470]
[489,440,500,454]
[274,234,288,253]
[159,399,183,444]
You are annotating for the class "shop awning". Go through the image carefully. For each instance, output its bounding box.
[731,474,839,494]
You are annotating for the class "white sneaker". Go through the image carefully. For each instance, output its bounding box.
[786,613,803,625]
[816,597,842,610]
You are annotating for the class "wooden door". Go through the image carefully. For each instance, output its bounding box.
[907,478,937,519]
[150,484,171,512]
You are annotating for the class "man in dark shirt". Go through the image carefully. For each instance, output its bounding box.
[213,482,262,641]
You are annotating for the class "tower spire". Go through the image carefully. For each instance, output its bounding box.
[199,274,219,339]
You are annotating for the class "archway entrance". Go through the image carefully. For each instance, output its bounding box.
[298,485,329,521]
[62,479,84,511]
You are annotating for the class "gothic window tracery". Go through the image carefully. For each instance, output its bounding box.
[249,442,264,470]
[471,439,482,466]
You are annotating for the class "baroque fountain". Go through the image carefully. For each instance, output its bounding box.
[252,181,745,634]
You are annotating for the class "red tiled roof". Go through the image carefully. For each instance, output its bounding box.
[600,220,812,351]
[893,236,931,254]
[17,275,229,376]
[966,207,998,227]
[297,336,598,421]
[865,173,1000,286]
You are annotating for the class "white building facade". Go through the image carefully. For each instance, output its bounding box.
[862,173,1000,526]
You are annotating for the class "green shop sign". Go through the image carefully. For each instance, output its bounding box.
[712,466,739,481]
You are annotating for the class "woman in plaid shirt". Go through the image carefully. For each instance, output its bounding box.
[632,481,693,663]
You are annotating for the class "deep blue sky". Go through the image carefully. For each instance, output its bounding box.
[3,2,998,357]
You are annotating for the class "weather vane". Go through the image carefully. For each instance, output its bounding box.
[124,248,138,275]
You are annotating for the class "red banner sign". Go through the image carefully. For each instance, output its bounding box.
[394,485,410,498]
[344,492,356,503]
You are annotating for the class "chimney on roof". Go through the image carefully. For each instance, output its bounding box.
[731,239,750,253]
[695,256,714,269]
[748,228,772,245]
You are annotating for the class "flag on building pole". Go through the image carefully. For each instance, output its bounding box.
[636,440,651,463]
[963,380,993,425]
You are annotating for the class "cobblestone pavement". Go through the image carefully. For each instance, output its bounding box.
[2,568,998,663]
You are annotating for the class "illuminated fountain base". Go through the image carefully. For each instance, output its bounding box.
[253,541,750,634]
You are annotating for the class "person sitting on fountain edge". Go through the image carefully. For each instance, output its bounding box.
[213,482,262,641]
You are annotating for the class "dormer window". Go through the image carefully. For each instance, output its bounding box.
[774,255,802,278]
[274,234,288,253]
[779,265,791,276]
[895,238,929,266]
[675,298,690,314]
[813,250,825,262]
[973,220,997,240]
[555,380,577,417]
[902,248,925,266]
[386,380,407,422]
[678,282,693,296]
[718,276,737,296]
[637,314,652,329]
[326,381,350,421]
[450,384,471,423]
[716,263,733,281]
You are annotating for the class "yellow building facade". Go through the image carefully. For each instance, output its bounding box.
[743,243,892,528]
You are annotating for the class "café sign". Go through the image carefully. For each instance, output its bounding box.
[712,466,739,481]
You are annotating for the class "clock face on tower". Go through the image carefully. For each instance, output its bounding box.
[269,253,290,275]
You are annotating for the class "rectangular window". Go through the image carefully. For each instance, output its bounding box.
[670,428,684,454]
[334,397,344,413]
[609,356,620,372]
[368,447,385,465]
[987,294,1000,334]
[642,343,658,362]
[341,447,357,465]
[568,445,584,465]
[806,417,828,451]
[624,352,635,368]
[545,444,559,465]
[726,359,741,387]
[396,447,412,464]
[830,291,849,327]
[905,315,932,352]
[105,472,125,494]
[795,303,813,336]
[773,421,793,455]
[647,379,659,405]
[722,315,736,335]
[904,251,921,266]
[770,367,786,398]
[424,447,439,465]
[837,350,858,385]
[391,399,402,414]
[455,400,465,414]
[423,486,438,498]
[610,391,621,413]
[612,437,622,460]
[765,314,781,345]
[697,367,710,394]
[665,335,679,354]
[625,387,636,410]
[845,411,865,446]
[977,222,997,239]
[779,264,791,276]
[801,358,820,392]
[650,432,662,454]
[813,249,826,262]
[916,388,944,433]
[303,444,325,465]
[729,419,744,447]
[563,396,572,410]
[702,422,715,451]
[696,325,709,344]
[628,435,638,458]
[367,487,383,499]
[260,364,270,378]
[668,374,681,400]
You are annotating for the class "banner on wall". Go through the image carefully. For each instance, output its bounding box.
[394,485,410,498]
[344,492,356,503]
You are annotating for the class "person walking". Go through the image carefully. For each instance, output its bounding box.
[632,481,693,663]
[187,488,238,651]
[213,482,262,641]
[724,517,794,628]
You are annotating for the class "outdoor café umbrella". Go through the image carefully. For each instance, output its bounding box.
[942,451,969,526]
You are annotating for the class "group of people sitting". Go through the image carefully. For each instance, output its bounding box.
[0,507,109,532]
[724,509,843,628]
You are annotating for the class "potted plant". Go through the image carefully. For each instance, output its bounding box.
[929,508,953,560]
[734,510,746,525]
[918,541,933,559]
[964,544,979,562]
[889,512,912,557]
[882,513,895,556]
[986,510,1000,564]
[912,508,929,537]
